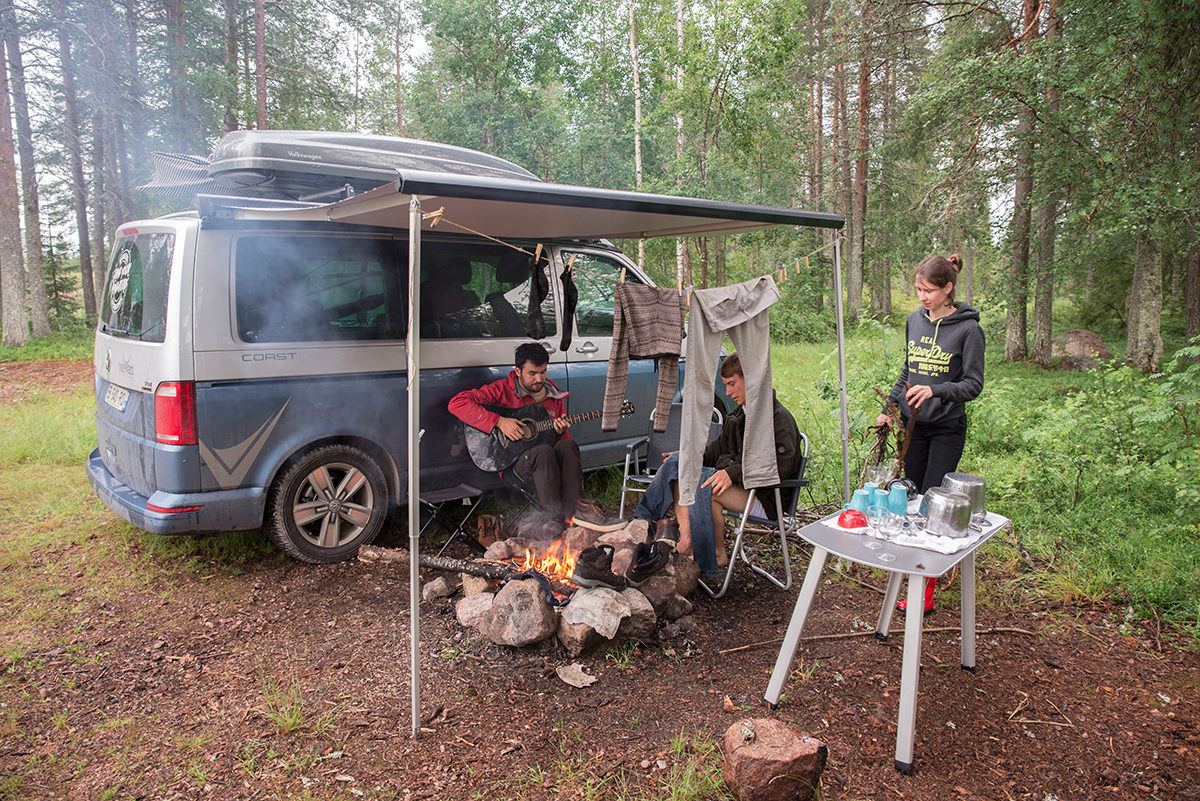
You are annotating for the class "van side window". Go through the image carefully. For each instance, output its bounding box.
[235,236,401,342]
[419,243,555,339]
[564,252,644,336]
[99,233,174,343]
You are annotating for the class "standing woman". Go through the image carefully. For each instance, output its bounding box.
[876,253,984,612]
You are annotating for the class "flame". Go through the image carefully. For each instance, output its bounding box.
[515,539,576,584]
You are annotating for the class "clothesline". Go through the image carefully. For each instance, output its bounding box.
[423,204,842,293]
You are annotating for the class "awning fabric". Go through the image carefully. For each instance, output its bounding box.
[220,168,844,239]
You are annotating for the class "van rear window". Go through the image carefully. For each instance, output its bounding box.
[235,236,402,343]
[99,233,174,342]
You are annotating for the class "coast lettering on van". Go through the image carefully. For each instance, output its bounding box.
[242,352,297,362]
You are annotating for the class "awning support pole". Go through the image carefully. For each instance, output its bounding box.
[407,196,422,738]
[831,232,851,502]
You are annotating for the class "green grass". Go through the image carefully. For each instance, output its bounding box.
[0,327,94,362]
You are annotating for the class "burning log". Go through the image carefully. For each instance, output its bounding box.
[357,545,575,596]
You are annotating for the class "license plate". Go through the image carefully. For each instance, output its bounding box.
[104,384,129,412]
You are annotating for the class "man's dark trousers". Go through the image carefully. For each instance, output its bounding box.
[510,439,582,520]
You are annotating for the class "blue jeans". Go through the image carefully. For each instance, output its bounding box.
[634,453,720,575]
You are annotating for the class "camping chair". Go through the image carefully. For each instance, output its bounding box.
[619,401,723,519]
[698,431,810,599]
[419,483,486,557]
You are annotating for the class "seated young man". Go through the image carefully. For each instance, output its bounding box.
[449,342,606,529]
[633,352,802,575]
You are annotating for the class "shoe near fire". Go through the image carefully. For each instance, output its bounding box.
[625,540,671,587]
[571,544,627,590]
[572,501,626,532]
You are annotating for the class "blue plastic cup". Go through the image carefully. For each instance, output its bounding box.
[872,488,891,511]
[888,485,908,516]
[845,488,871,513]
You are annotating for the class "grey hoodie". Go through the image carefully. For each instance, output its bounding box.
[886,302,984,426]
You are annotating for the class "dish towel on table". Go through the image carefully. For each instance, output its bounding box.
[678,275,780,507]
[602,283,685,432]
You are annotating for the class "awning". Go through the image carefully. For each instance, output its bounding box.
[219,167,844,239]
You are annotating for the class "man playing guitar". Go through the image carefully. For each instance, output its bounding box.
[449,343,593,530]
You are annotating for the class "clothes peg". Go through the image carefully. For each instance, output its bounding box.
[676,276,683,296]
[567,253,577,274]
[685,284,693,306]
[619,266,627,283]
[804,255,811,273]
[534,242,543,263]
[422,206,445,227]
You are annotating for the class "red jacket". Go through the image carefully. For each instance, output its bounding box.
[448,370,571,439]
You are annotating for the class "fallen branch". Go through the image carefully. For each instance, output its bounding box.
[717,626,1036,655]
[358,544,575,595]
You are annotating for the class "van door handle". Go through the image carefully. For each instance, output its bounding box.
[575,342,599,354]
[539,342,556,353]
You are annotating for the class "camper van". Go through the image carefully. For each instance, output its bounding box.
[87,132,673,563]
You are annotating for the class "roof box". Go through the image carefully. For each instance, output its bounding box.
[206,130,539,199]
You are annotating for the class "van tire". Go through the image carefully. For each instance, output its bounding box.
[268,444,388,563]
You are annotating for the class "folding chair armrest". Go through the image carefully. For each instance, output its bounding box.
[776,477,810,489]
[624,435,650,456]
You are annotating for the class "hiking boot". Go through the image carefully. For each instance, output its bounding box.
[653,517,680,549]
[571,545,627,590]
[625,541,671,587]
[573,503,627,532]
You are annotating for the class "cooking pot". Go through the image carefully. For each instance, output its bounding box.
[942,472,985,521]
[920,487,972,538]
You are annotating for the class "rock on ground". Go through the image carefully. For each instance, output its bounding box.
[455,592,494,628]
[560,587,630,639]
[722,718,827,801]
[460,573,492,597]
[616,589,657,643]
[478,580,557,647]
[421,576,455,602]
[1052,329,1111,362]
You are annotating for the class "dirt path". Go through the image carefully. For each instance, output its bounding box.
[1,360,1197,800]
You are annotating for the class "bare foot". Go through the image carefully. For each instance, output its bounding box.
[715,550,728,569]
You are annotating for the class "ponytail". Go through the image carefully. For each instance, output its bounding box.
[915,253,961,302]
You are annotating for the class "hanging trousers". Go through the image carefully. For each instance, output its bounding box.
[678,275,780,507]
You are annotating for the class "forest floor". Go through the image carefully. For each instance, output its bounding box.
[1,360,1198,800]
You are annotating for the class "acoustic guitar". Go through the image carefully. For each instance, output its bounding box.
[464,400,635,472]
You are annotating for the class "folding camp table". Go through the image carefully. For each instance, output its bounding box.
[762,509,1010,774]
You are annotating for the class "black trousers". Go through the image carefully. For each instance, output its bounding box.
[904,416,967,494]
[509,439,582,520]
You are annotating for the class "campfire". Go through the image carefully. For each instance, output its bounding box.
[512,539,577,586]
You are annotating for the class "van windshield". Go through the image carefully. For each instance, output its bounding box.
[99,233,174,342]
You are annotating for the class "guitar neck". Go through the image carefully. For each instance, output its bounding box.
[531,407,604,433]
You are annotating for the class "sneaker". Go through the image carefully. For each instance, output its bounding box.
[571,545,627,590]
[625,541,670,587]
[573,504,627,532]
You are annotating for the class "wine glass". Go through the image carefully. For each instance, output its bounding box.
[864,505,886,550]
[875,511,899,563]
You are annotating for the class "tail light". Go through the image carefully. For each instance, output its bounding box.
[155,381,197,445]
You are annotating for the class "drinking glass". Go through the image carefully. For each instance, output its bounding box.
[875,511,899,563]
[863,505,886,550]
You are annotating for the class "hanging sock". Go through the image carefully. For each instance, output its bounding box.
[526,255,549,339]
[559,261,578,350]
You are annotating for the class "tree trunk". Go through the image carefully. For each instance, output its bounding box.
[1184,237,1199,342]
[91,109,108,295]
[1029,0,1060,368]
[854,37,870,316]
[394,0,404,135]
[56,2,95,320]
[223,0,238,130]
[2,0,47,336]
[0,30,25,346]
[1005,0,1038,362]
[835,58,858,323]
[1125,229,1163,373]
[628,0,644,267]
[254,0,267,129]
[164,0,190,151]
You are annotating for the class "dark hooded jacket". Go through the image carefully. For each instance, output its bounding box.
[886,302,984,426]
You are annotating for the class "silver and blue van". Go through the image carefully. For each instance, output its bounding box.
[87,132,673,563]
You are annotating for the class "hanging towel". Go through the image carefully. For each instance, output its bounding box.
[602,283,685,432]
[678,275,781,506]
